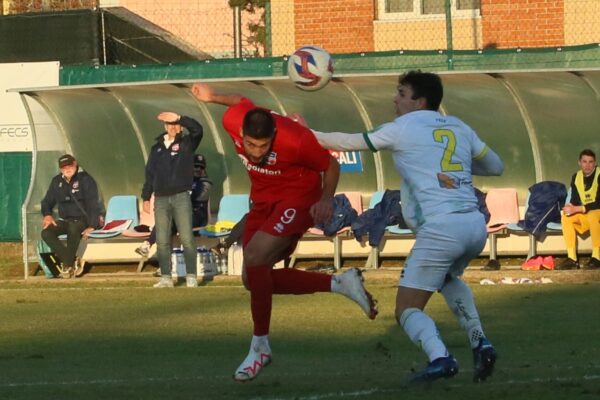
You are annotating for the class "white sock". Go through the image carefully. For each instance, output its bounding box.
[441,277,485,348]
[251,335,271,353]
[400,308,448,362]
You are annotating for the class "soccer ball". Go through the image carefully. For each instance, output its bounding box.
[287,46,334,91]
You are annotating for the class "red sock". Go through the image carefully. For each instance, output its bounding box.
[272,268,331,294]
[245,265,273,336]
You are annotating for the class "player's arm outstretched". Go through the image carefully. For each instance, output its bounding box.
[191,83,244,107]
[312,130,371,152]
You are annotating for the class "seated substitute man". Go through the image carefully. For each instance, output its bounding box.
[41,154,103,278]
[558,148,600,270]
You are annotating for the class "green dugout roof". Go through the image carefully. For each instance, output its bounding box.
[16,69,600,265]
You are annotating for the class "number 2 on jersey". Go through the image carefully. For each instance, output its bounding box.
[433,129,463,172]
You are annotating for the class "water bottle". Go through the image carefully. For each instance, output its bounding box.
[221,252,229,275]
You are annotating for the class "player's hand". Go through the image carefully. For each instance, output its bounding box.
[289,113,309,127]
[310,197,334,225]
[191,83,214,102]
[143,200,151,214]
[562,203,580,216]
[157,112,180,124]
[81,227,94,240]
[42,215,56,229]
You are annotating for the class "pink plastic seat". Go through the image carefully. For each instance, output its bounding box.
[484,188,520,267]
[122,196,155,238]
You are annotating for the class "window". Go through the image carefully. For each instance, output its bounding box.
[378,0,480,20]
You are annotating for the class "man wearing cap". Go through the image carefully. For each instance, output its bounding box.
[141,111,204,288]
[41,154,103,278]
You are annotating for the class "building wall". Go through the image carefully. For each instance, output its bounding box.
[564,0,600,45]
[293,0,374,53]
[99,0,595,57]
[481,0,564,48]
[271,0,295,56]
[374,18,482,51]
[117,0,261,58]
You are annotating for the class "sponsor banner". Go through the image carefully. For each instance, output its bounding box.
[0,61,59,152]
[329,150,363,173]
[0,124,31,151]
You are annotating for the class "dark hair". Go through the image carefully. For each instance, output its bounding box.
[579,148,596,160]
[243,108,276,139]
[398,70,443,111]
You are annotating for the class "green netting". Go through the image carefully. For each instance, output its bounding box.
[0,152,32,241]
[60,44,600,86]
[0,9,100,65]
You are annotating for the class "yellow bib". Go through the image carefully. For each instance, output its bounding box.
[575,167,599,205]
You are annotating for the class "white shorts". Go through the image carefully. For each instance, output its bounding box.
[399,211,487,292]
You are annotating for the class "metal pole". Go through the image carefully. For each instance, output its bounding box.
[445,0,454,70]
[101,8,107,65]
[264,0,272,57]
[233,6,242,58]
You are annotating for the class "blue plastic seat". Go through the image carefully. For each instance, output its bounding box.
[87,195,138,239]
[57,195,138,240]
[198,194,250,238]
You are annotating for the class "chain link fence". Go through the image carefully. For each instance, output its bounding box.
[1,0,600,63]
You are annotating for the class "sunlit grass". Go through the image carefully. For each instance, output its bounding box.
[0,277,599,400]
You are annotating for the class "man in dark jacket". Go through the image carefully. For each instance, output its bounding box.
[137,154,212,267]
[141,111,203,288]
[41,154,103,278]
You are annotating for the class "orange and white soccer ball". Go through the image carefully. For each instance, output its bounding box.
[287,46,334,91]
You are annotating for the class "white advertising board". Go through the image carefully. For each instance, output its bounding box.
[0,62,59,152]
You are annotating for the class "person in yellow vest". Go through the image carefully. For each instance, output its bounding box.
[558,149,600,270]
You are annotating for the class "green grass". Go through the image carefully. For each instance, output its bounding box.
[0,278,599,400]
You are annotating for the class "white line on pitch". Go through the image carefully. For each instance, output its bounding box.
[252,374,600,400]
[2,373,599,394]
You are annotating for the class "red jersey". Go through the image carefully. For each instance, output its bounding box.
[222,98,331,205]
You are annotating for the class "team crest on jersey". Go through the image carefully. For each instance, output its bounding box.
[265,152,277,165]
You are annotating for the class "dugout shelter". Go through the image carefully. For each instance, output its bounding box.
[13,66,600,278]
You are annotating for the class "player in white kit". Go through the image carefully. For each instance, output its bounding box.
[309,70,504,383]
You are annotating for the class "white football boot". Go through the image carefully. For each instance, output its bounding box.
[233,338,272,382]
[332,268,378,319]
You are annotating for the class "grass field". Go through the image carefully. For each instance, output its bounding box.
[1,266,600,400]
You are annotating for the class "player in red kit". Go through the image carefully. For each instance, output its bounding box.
[191,83,378,382]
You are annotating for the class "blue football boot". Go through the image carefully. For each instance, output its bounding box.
[409,355,459,384]
[472,337,497,382]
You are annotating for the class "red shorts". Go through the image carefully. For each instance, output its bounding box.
[242,200,314,247]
